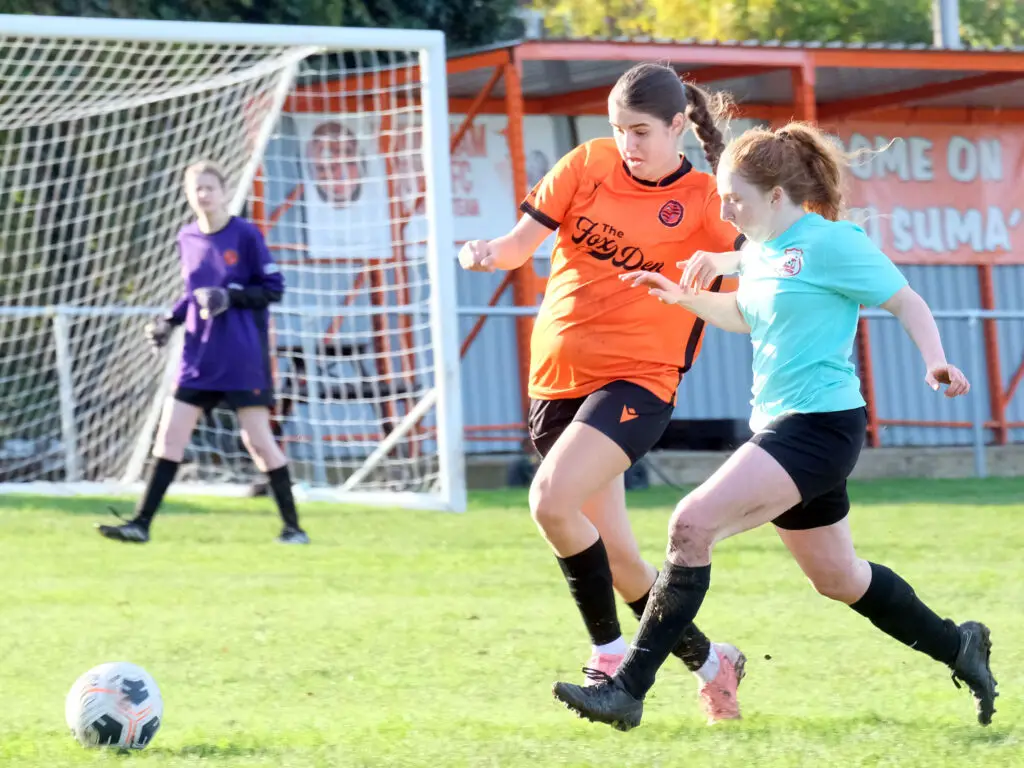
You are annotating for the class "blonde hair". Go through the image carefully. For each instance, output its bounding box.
[184,159,229,189]
[721,122,851,221]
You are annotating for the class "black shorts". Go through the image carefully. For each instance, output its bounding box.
[174,387,274,412]
[750,407,867,531]
[528,380,674,466]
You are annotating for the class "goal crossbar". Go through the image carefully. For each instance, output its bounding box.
[0,14,444,50]
[0,16,466,512]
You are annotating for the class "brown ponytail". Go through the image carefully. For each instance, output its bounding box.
[721,122,849,221]
[683,82,730,173]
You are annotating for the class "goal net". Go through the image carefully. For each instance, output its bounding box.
[0,15,465,511]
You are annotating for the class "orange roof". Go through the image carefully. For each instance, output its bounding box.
[447,38,1024,117]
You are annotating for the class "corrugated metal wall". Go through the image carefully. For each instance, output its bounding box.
[865,265,983,447]
[261,109,1023,456]
[457,269,527,454]
[456,238,1024,454]
[995,265,1024,444]
[454,111,1024,454]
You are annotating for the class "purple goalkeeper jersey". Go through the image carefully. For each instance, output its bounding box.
[168,217,283,392]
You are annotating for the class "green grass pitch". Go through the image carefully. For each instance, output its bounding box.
[1,478,1021,766]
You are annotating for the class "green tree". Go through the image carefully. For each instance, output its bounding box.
[531,0,1024,47]
[960,0,1024,47]
[736,0,934,43]
[2,0,521,51]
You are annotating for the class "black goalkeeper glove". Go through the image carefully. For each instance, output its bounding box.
[226,282,282,310]
[144,316,173,349]
[193,287,231,320]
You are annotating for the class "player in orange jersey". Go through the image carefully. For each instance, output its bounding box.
[459,63,748,723]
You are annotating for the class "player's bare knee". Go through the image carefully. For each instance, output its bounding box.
[252,448,286,474]
[152,444,185,463]
[667,498,715,562]
[527,473,555,528]
[239,429,254,452]
[667,525,713,563]
[807,568,862,603]
[152,431,188,462]
[528,472,570,533]
[241,431,276,471]
[249,453,270,473]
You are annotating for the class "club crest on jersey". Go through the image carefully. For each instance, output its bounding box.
[658,200,684,227]
[776,248,804,277]
[223,249,239,266]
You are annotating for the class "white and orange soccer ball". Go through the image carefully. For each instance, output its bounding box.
[65,662,163,750]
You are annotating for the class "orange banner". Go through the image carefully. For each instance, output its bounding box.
[831,123,1024,265]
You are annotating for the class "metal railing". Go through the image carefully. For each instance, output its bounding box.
[458,305,1024,479]
[3,304,1020,481]
[859,308,1024,478]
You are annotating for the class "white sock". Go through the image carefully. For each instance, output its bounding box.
[695,645,721,684]
[593,636,628,656]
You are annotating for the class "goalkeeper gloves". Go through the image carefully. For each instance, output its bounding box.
[144,316,173,349]
[193,286,231,320]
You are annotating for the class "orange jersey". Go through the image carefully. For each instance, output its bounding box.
[521,138,741,403]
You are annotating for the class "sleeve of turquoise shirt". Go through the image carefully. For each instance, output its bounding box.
[822,222,908,307]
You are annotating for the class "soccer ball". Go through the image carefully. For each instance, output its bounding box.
[65,662,163,750]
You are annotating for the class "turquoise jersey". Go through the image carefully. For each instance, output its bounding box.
[736,213,908,432]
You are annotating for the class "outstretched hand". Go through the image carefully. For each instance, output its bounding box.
[926,364,970,398]
[619,270,690,305]
[678,249,741,291]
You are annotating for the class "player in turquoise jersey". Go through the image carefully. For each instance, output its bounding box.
[738,211,908,431]
[551,122,997,730]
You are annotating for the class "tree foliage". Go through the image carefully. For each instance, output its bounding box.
[530,0,1024,47]
[4,0,521,51]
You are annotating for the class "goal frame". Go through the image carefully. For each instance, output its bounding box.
[0,14,467,512]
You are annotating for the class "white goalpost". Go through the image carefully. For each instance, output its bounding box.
[0,15,466,512]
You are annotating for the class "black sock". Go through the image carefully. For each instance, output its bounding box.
[850,562,961,666]
[556,538,621,647]
[618,562,711,699]
[266,465,301,529]
[133,457,179,528]
[629,584,712,672]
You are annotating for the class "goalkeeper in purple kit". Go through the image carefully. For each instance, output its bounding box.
[97,160,309,545]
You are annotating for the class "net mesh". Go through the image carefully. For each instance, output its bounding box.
[0,31,450,500]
